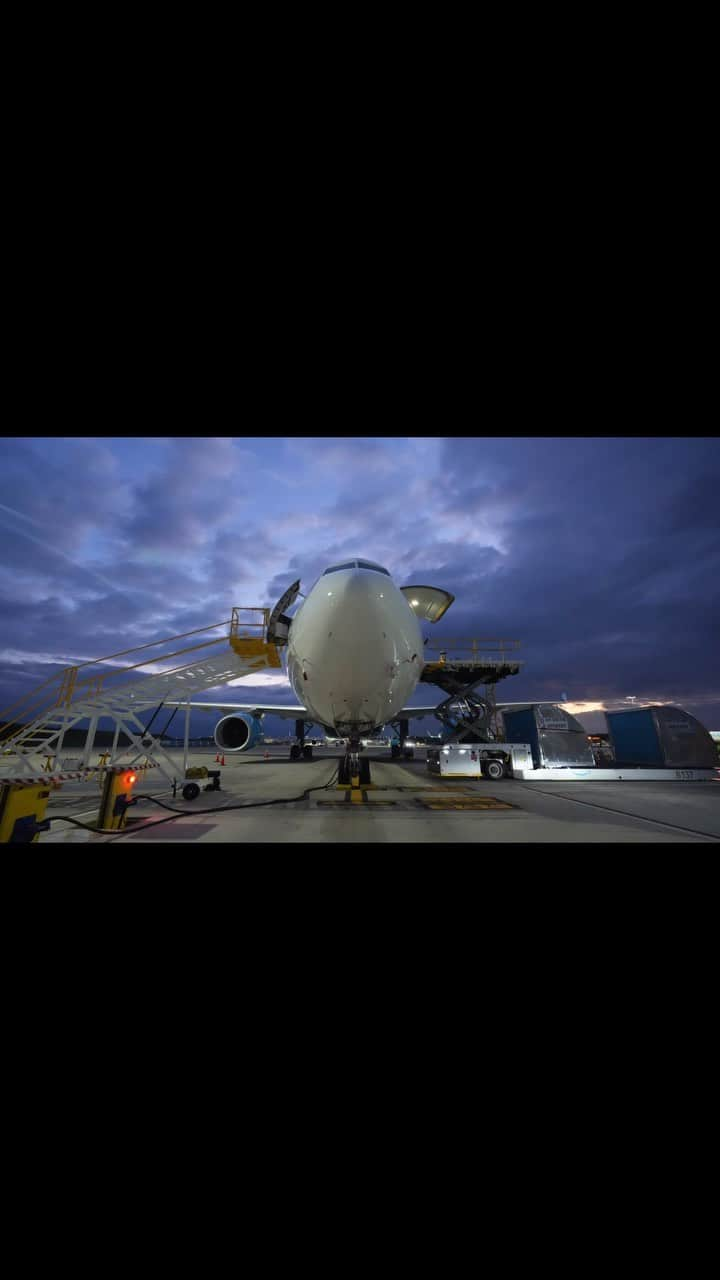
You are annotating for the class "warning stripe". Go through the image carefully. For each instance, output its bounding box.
[1,771,91,787]
[1,757,162,787]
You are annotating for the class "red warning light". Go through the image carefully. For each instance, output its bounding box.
[125,772,137,785]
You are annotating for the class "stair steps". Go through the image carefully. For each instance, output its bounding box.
[0,608,276,784]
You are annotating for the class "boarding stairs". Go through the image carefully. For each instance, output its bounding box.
[0,608,279,786]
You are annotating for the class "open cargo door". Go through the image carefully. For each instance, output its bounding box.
[400,585,454,623]
[267,579,301,646]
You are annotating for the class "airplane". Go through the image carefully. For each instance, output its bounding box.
[166,557,454,785]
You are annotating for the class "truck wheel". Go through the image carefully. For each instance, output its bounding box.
[302,745,313,760]
[182,782,201,801]
[486,759,505,781]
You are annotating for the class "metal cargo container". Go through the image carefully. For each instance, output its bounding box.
[606,706,717,768]
[500,704,596,770]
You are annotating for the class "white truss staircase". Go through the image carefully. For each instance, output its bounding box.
[0,608,278,785]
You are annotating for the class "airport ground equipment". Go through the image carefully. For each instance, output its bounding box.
[98,768,139,832]
[418,638,523,745]
[501,704,596,770]
[511,765,718,780]
[606,706,717,769]
[0,608,279,788]
[0,779,55,843]
[427,743,533,779]
[180,767,221,801]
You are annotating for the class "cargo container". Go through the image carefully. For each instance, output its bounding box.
[606,706,717,769]
[500,704,596,770]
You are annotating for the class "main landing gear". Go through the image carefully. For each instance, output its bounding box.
[389,718,414,759]
[290,719,313,761]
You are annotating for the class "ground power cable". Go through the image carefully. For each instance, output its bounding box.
[42,763,341,838]
[512,781,720,842]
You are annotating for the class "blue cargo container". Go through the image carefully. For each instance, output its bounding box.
[606,706,716,768]
[501,704,595,770]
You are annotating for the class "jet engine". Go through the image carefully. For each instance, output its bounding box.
[214,713,264,752]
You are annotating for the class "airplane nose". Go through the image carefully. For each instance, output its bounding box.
[335,570,388,616]
[342,569,377,597]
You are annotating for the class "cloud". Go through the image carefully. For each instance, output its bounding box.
[1,435,719,732]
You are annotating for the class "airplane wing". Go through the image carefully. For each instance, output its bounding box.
[164,700,309,719]
[164,699,443,722]
[396,706,442,718]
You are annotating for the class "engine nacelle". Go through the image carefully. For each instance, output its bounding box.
[214,713,264,753]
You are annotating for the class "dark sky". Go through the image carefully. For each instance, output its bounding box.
[1,436,718,734]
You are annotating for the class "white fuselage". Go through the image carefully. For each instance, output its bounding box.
[285,563,424,733]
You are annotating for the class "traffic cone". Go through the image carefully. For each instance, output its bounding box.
[215,753,220,762]
[264,750,270,760]
[220,755,225,766]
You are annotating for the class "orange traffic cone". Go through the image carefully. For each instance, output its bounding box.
[215,753,220,762]
[220,755,225,766]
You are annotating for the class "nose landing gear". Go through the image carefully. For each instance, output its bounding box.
[338,738,371,786]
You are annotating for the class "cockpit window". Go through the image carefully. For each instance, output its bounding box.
[322,560,391,576]
[357,560,390,575]
[322,562,357,575]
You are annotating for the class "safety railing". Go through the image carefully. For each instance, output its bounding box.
[0,615,243,746]
[230,607,270,639]
[424,639,523,664]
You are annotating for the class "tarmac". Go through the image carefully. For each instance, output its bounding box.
[37,745,720,844]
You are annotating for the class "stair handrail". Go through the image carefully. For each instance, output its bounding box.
[0,669,68,727]
[0,617,239,743]
[62,634,234,706]
[0,611,275,750]
[230,607,270,640]
[0,689,71,745]
[2,632,259,748]
[0,618,233,724]
[0,643,237,753]
[55,618,233,671]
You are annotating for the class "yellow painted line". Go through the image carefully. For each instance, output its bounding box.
[350,789,364,804]
[422,801,514,811]
[421,796,508,803]
[418,793,514,808]
[421,789,475,795]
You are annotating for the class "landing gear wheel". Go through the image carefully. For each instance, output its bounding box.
[359,757,371,786]
[390,744,400,759]
[182,782,200,801]
[302,745,313,761]
[290,744,301,761]
[403,748,414,759]
[338,757,350,785]
[486,758,505,781]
